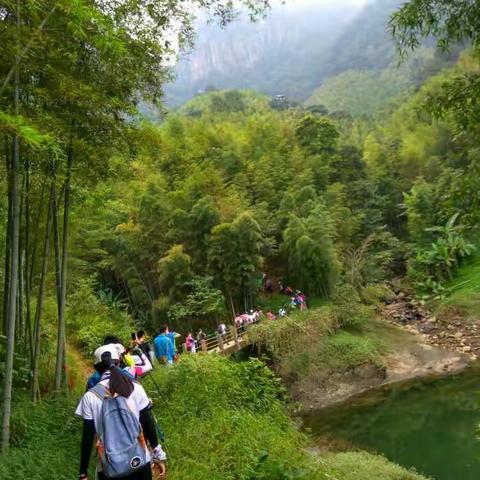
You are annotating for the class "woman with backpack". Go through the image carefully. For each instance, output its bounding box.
[76,344,167,480]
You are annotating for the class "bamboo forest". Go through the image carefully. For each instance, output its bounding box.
[2,1,480,480]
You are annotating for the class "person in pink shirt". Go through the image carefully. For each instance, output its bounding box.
[186,333,196,353]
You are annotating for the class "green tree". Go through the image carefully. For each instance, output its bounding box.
[168,276,226,331]
[208,212,263,314]
[295,114,339,155]
[282,203,340,297]
[390,0,480,131]
[158,245,193,302]
[0,0,272,451]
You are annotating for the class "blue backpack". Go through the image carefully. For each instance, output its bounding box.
[91,384,148,478]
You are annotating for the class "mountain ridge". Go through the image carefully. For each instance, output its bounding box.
[166,0,399,106]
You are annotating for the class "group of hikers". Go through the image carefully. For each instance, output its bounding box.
[263,273,308,311]
[75,278,308,479]
[77,326,185,480]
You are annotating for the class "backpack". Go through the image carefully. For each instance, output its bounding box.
[91,384,148,478]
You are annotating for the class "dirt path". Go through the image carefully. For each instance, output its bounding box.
[66,343,92,392]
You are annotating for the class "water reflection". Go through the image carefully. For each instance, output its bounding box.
[303,364,480,480]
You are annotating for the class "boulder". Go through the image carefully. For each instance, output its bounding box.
[421,323,437,333]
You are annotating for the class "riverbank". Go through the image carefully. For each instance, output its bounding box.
[293,320,470,412]
[303,362,480,480]
[257,286,474,413]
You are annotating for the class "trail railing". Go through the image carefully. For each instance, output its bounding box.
[181,323,253,355]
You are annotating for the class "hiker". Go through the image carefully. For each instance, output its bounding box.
[165,328,180,361]
[264,277,273,295]
[76,344,167,480]
[266,310,276,321]
[123,346,153,379]
[234,315,243,330]
[154,325,175,365]
[186,332,196,353]
[217,322,227,337]
[197,329,207,343]
[290,296,297,309]
[299,292,307,311]
[86,337,130,390]
[135,330,154,365]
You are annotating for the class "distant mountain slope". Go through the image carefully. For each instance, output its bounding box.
[166,0,401,106]
[318,0,401,79]
[306,48,460,117]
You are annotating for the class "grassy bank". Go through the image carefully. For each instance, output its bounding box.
[246,296,390,391]
[434,255,480,320]
[0,354,427,480]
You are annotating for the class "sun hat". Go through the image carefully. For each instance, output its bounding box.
[94,343,125,364]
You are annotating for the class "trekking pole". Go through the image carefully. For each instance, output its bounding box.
[146,371,162,396]
[144,372,171,406]
[152,410,168,454]
[142,372,169,450]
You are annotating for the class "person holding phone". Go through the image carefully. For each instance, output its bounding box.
[135,331,154,366]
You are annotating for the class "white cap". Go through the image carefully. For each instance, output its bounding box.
[93,343,125,364]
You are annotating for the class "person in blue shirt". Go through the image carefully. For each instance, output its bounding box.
[166,330,181,360]
[154,325,175,365]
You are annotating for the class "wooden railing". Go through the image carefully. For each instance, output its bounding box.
[181,324,251,355]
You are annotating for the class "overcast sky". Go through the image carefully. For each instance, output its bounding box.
[279,0,368,7]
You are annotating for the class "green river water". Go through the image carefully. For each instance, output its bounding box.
[303,364,480,480]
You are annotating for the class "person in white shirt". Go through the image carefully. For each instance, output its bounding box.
[217,322,227,336]
[76,344,166,480]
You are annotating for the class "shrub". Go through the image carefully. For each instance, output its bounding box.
[324,331,383,369]
[0,393,84,480]
[247,303,382,385]
[67,278,133,355]
[360,283,396,306]
[409,214,475,295]
[0,355,425,480]
[148,355,328,480]
[246,308,336,361]
[333,284,375,329]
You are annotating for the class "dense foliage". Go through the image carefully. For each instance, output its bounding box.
[0,0,271,452]
[246,292,384,389]
[0,354,428,480]
[78,91,402,332]
[1,0,480,477]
